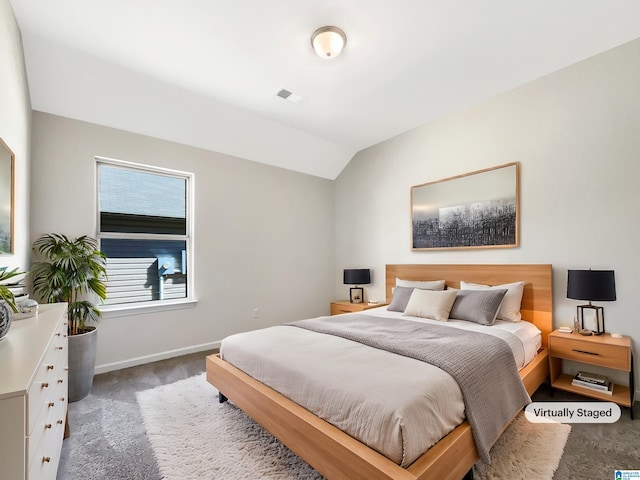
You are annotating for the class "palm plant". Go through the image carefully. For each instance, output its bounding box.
[0,266,26,313]
[32,234,107,335]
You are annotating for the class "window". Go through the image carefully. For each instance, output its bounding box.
[97,158,193,310]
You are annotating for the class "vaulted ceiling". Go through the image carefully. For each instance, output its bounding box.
[10,0,640,179]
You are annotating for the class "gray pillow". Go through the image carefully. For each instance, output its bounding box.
[386,286,415,312]
[449,289,508,325]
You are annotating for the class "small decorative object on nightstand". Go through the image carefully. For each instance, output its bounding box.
[330,300,386,315]
[549,329,635,419]
[567,269,616,335]
[343,268,371,304]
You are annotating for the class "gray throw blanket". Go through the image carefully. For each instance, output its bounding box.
[287,314,531,463]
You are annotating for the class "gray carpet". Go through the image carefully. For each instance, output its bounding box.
[57,351,640,480]
[57,351,216,480]
[533,387,640,479]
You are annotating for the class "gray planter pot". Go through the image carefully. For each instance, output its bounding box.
[68,326,98,402]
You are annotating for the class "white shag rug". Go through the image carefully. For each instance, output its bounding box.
[137,374,571,480]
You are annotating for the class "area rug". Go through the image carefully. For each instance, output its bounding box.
[137,374,571,480]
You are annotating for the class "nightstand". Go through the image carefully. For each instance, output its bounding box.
[330,301,386,315]
[549,330,635,418]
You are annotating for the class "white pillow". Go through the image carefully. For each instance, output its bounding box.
[396,277,445,291]
[402,289,458,322]
[459,280,525,322]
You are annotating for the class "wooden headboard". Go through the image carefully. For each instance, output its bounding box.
[386,264,553,346]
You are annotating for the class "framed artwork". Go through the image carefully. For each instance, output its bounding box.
[411,162,519,250]
[0,138,14,254]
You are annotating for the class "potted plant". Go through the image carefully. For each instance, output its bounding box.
[0,266,26,340]
[32,234,107,401]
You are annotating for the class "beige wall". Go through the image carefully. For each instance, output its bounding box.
[335,38,640,395]
[0,0,30,270]
[30,112,335,371]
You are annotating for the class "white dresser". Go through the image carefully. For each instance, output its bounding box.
[0,303,68,480]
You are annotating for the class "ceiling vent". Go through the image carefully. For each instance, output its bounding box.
[276,88,303,104]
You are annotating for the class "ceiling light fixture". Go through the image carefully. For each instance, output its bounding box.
[311,26,347,59]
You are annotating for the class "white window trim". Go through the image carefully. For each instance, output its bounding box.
[95,156,196,313]
[99,298,198,318]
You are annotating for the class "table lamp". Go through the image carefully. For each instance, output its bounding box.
[567,269,616,335]
[343,269,371,304]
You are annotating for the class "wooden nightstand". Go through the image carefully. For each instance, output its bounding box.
[549,330,635,418]
[330,301,386,315]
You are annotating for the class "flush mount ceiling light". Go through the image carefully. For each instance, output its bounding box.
[311,26,347,59]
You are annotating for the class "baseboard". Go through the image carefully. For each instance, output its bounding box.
[94,341,221,375]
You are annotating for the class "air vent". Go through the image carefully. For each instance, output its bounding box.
[275,88,303,104]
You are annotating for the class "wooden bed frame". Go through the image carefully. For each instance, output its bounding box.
[206,264,552,480]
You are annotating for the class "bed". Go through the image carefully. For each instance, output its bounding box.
[206,264,552,480]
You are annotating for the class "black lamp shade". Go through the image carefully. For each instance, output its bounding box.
[567,270,616,302]
[343,269,371,285]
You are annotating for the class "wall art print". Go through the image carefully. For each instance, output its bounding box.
[0,138,14,254]
[411,162,519,250]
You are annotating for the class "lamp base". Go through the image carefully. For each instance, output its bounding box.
[349,287,364,304]
[577,304,605,335]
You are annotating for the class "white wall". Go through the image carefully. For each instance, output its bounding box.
[30,112,335,371]
[0,0,30,271]
[11,0,640,397]
[335,39,640,396]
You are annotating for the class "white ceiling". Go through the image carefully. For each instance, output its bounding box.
[10,0,640,179]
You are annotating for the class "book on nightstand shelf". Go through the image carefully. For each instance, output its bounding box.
[575,370,609,384]
[571,372,613,395]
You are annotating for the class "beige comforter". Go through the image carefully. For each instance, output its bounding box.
[222,324,465,466]
[220,311,536,467]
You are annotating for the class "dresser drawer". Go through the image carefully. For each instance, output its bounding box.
[28,370,67,464]
[549,336,630,370]
[27,415,65,480]
[27,340,66,435]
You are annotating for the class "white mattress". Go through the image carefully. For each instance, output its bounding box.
[220,309,540,467]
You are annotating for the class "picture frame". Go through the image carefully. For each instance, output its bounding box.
[411,162,519,250]
[0,138,14,255]
[349,287,364,304]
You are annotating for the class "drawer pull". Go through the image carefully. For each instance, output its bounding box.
[57,419,64,425]
[47,365,55,370]
[48,402,55,408]
[58,379,64,384]
[44,423,52,429]
[42,382,49,388]
[55,332,61,336]
[55,346,64,350]
[42,456,51,463]
[572,349,600,356]
[60,397,66,402]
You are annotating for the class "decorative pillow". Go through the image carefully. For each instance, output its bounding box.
[402,289,458,322]
[449,289,508,325]
[460,280,525,322]
[396,278,445,291]
[387,286,416,312]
